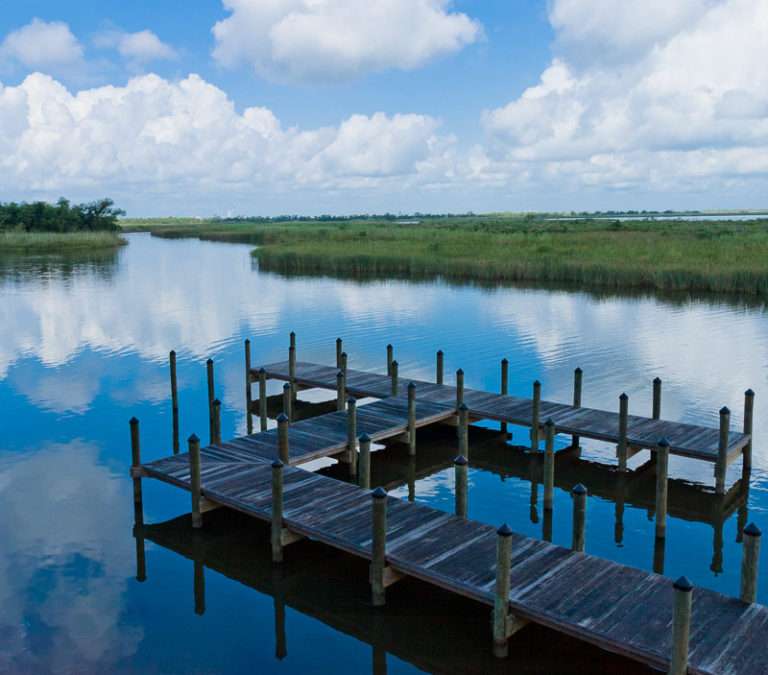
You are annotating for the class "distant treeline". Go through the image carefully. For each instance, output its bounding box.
[0,198,125,232]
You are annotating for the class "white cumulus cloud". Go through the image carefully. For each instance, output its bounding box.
[0,19,84,70]
[212,0,481,82]
[481,0,768,196]
[94,29,177,64]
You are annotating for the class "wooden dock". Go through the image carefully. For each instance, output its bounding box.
[136,441,768,674]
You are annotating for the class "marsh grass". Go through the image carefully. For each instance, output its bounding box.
[0,231,127,252]
[123,216,768,295]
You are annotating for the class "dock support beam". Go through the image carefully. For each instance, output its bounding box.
[571,483,587,552]
[189,434,202,529]
[283,383,292,422]
[740,523,761,603]
[206,358,215,445]
[288,334,297,403]
[336,338,343,369]
[655,438,669,540]
[618,393,628,472]
[212,399,222,445]
[390,360,399,396]
[347,397,358,477]
[170,351,180,453]
[386,344,393,376]
[669,577,693,675]
[436,350,444,385]
[259,368,268,432]
[531,381,541,452]
[359,434,371,489]
[277,414,289,463]
[492,524,527,657]
[543,419,555,511]
[340,351,348,375]
[130,417,143,522]
[454,455,468,518]
[271,460,285,562]
[407,383,416,456]
[653,377,662,420]
[244,340,253,434]
[458,403,469,458]
[500,359,509,434]
[743,389,754,483]
[572,368,582,449]
[371,488,388,607]
[456,369,464,408]
[715,406,730,495]
[337,370,346,412]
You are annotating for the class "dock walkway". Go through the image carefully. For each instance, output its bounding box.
[140,444,768,675]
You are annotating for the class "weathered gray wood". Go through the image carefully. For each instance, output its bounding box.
[283,383,292,422]
[244,341,253,435]
[458,403,469,458]
[493,524,513,657]
[669,577,692,675]
[618,393,629,472]
[359,433,371,490]
[371,487,387,606]
[572,367,582,448]
[500,359,508,434]
[129,417,143,520]
[407,382,416,456]
[456,369,464,408]
[336,338,343,369]
[387,344,393,376]
[572,483,586,552]
[337,370,346,412]
[207,358,215,445]
[715,407,730,495]
[543,419,555,511]
[259,368,268,432]
[740,523,761,603]
[277,414,289,463]
[347,397,358,477]
[189,434,202,528]
[391,360,399,396]
[271,460,284,562]
[655,438,669,539]
[289,343,297,402]
[531,381,541,452]
[743,389,754,482]
[212,399,222,446]
[653,377,662,420]
[170,351,180,453]
[454,455,468,518]
[436,350,444,385]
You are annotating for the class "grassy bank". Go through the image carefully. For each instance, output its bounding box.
[0,231,127,252]
[122,216,768,296]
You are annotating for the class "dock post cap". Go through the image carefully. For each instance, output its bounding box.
[497,523,513,537]
[170,348,176,356]
[501,357,508,364]
[258,366,266,373]
[372,487,387,499]
[188,433,199,443]
[283,382,291,389]
[276,413,289,423]
[544,418,555,428]
[458,402,469,412]
[619,392,628,400]
[347,396,357,404]
[572,483,587,495]
[129,416,139,425]
[456,368,464,374]
[745,388,755,396]
[386,342,392,348]
[341,351,347,358]
[653,376,661,383]
[744,522,762,538]
[271,459,284,469]
[213,398,221,405]
[533,379,541,386]
[359,432,371,443]
[392,359,398,366]
[454,455,468,466]
[244,338,249,345]
[337,370,344,378]
[575,366,582,373]
[673,576,693,592]
[206,357,213,365]
[408,381,416,389]
[720,405,730,414]
[437,349,444,355]
[657,437,670,448]
[289,330,295,338]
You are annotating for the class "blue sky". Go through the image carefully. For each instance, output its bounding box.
[0,1,766,216]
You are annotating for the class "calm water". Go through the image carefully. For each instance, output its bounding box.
[1,233,767,674]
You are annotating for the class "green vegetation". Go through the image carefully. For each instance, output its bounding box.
[0,198,126,251]
[122,214,768,296]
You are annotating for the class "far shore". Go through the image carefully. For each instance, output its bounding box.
[0,231,127,253]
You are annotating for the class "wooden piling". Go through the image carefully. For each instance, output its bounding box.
[653,534,666,575]
[458,403,469,458]
[652,377,662,420]
[283,383,292,422]
[436,350,444,385]
[740,522,761,604]
[669,577,693,675]
[531,381,541,452]
[390,360,399,396]
[371,487,388,607]
[130,417,143,520]
[244,340,253,435]
[271,460,285,563]
[743,389,754,483]
[456,369,464,408]
[715,406,730,495]
[259,367,268,432]
[572,368,582,449]
[655,438,669,539]
[336,338,343,369]
[134,527,146,581]
[493,524,513,658]
[189,434,202,529]
[340,351,348,375]
[347,397,358,477]
[169,351,180,453]
[288,343,297,403]
[337,370,346,411]
[618,393,629,472]
[543,419,555,511]
[407,382,416,456]
[359,433,371,490]
[212,398,222,445]
[386,344,393,376]
[500,359,509,434]
[571,483,587,552]
[277,414,289,463]
[454,455,468,518]
[206,358,215,445]
[289,331,296,350]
